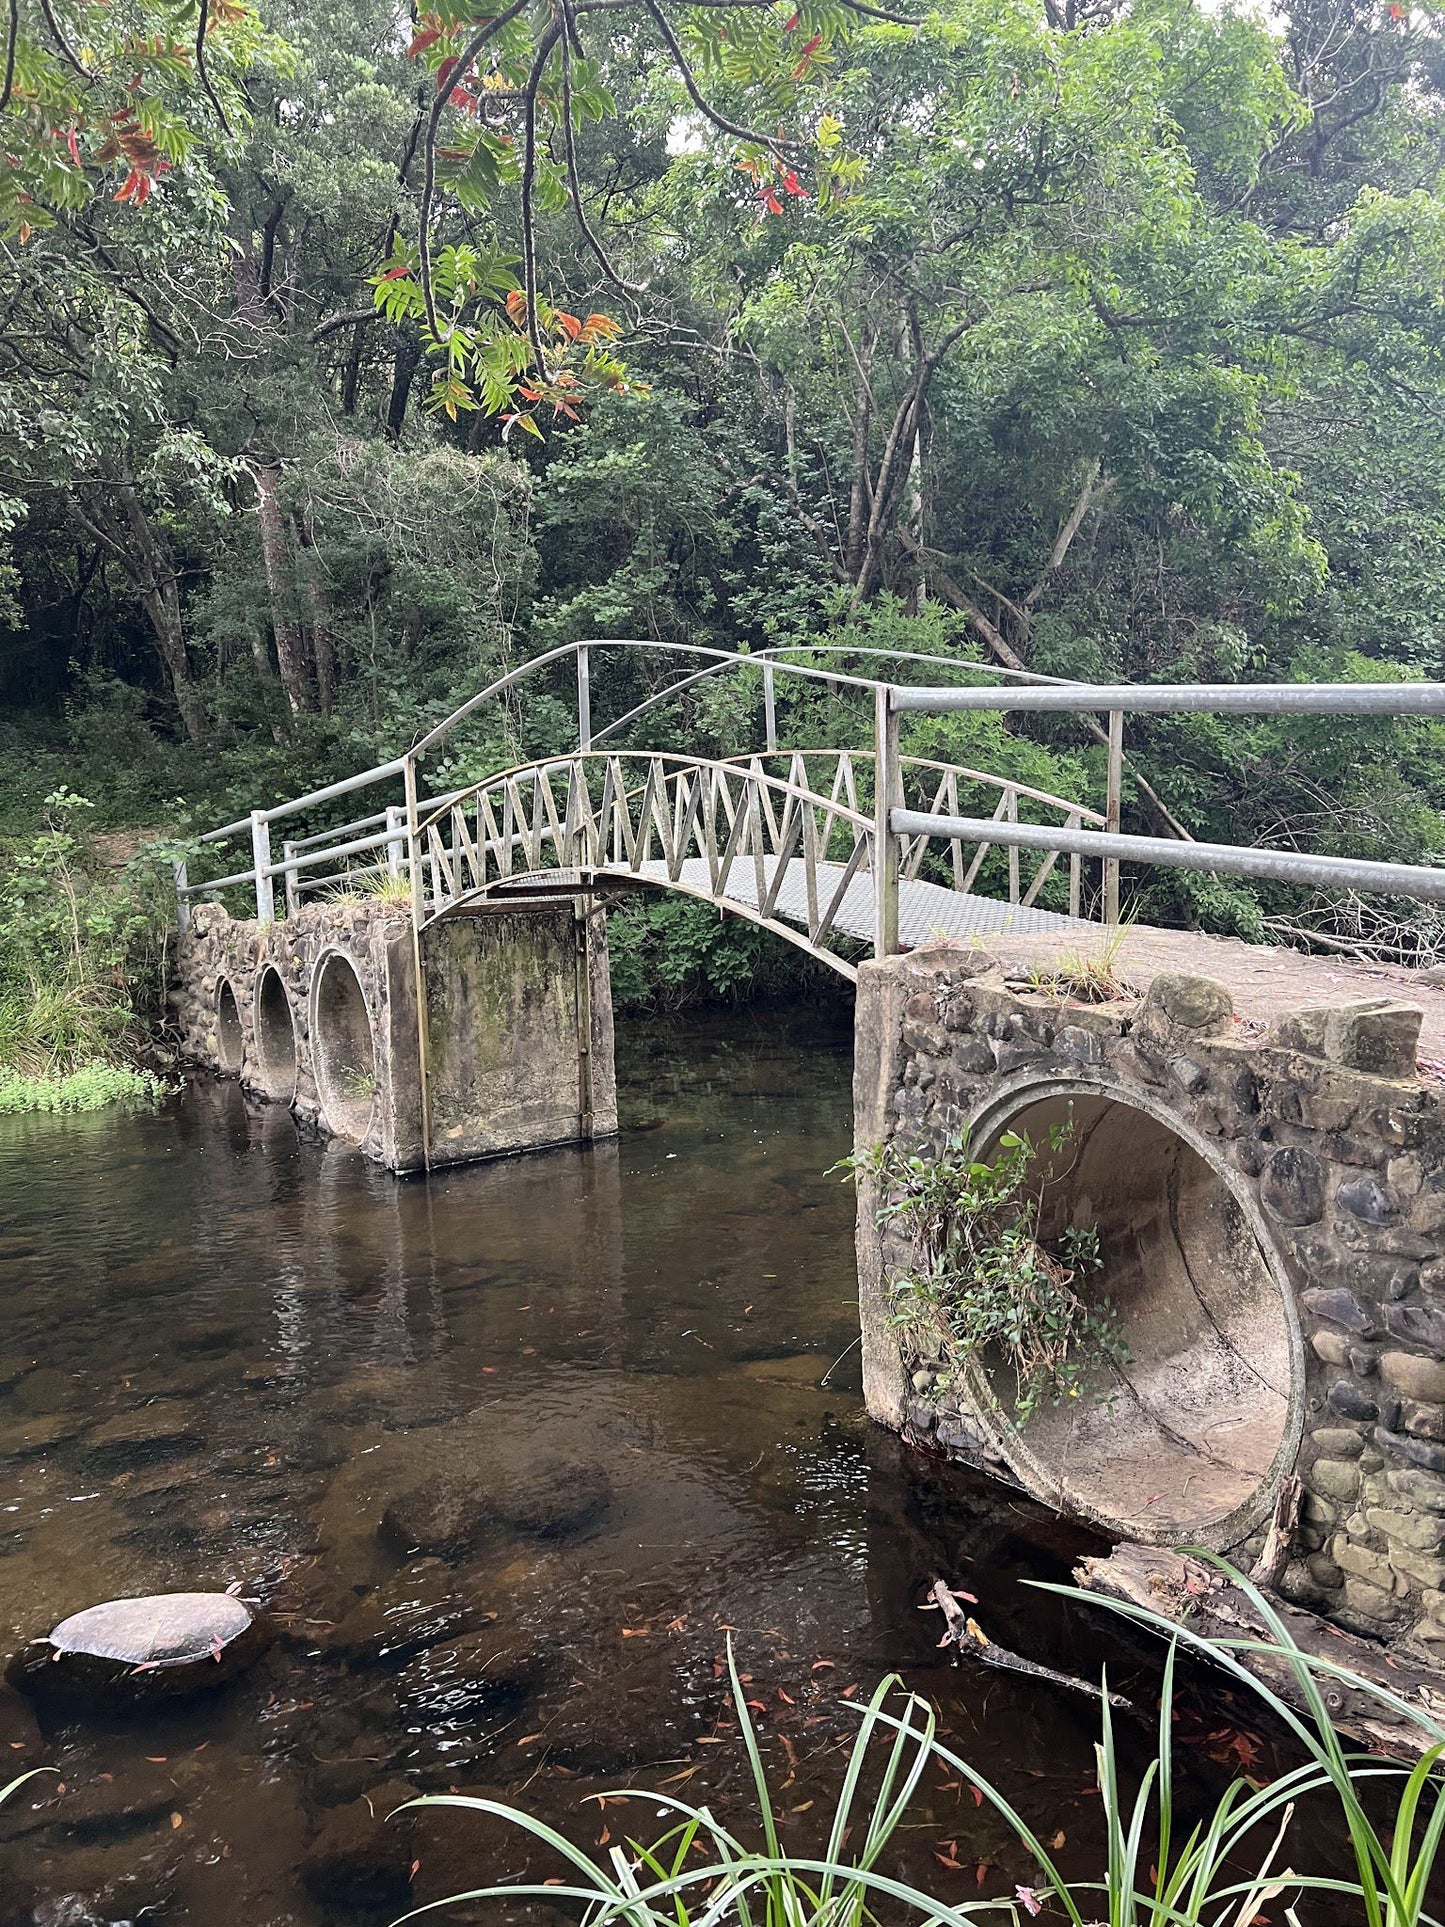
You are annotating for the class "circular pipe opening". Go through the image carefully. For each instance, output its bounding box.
[216,980,244,1075]
[254,966,298,1104]
[311,952,377,1144]
[968,1085,1300,1544]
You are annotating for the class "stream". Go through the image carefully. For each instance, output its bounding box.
[0,1004,1357,1925]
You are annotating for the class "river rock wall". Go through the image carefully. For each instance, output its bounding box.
[854,941,1445,1662]
[171,897,617,1173]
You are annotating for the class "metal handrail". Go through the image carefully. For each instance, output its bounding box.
[893,811,1445,905]
[891,681,1445,715]
[726,749,1108,828]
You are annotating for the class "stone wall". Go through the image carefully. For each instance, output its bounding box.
[854,941,1445,1660]
[171,898,617,1173]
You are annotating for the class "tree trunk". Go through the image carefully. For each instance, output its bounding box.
[295,510,338,713]
[139,573,208,746]
[70,476,207,744]
[386,330,422,443]
[252,461,316,716]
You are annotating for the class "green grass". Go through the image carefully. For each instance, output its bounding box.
[0,975,132,1077]
[399,1569,1445,1927]
[0,1062,165,1114]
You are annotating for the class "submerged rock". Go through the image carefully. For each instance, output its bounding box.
[300,1780,417,1912]
[8,1591,272,1700]
[381,1439,612,1557]
[393,1624,548,1721]
[328,1558,493,1667]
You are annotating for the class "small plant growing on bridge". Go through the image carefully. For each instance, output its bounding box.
[843,1120,1126,1425]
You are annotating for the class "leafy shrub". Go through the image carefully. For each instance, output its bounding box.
[844,1118,1127,1424]
[0,1063,164,1114]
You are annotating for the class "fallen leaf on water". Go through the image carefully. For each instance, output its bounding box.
[791,1800,813,1814]
[778,1688,795,1705]
[811,1659,835,1671]
[1048,1829,1065,1849]
[517,1733,544,1747]
[975,1860,991,1887]
[621,1628,651,1638]
[841,1684,858,1698]
[410,1859,421,1879]
[144,1757,168,1765]
[170,1813,183,1831]
[597,1825,611,1846]
[971,1786,984,1809]
[934,1840,964,1872]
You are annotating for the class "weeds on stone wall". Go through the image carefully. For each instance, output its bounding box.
[841,1121,1127,1425]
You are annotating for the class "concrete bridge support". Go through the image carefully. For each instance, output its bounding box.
[854,942,1445,1662]
[171,898,616,1173]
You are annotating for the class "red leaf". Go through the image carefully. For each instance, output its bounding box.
[791,32,822,77]
[435,54,459,95]
[408,26,442,56]
[380,264,410,280]
[65,126,81,167]
[783,9,800,23]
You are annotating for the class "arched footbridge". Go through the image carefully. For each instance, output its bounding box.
[176,639,1445,973]
[171,647,1445,1662]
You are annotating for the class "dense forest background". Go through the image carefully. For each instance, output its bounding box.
[3,0,1445,1073]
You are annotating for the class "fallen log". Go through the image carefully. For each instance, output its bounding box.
[1074,1542,1445,1762]
[927,1576,1132,1710]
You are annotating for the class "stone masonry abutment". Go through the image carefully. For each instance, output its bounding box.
[854,941,1445,1661]
[172,897,617,1174]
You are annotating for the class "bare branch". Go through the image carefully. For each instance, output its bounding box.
[194,0,233,133]
[1,0,18,116]
[417,0,534,338]
[1022,459,1113,614]
[310,307,379,345]
[560,12,644,296]
[519,20,563,372]
[642,1,790,152]
[37,0,91,79]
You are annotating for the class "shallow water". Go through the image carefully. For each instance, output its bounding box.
[0,1005,1358,1924]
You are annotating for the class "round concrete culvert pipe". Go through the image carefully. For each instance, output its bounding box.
[310,952,377,1144]
[216,979,244,1075]
[254,965,298,1104]
[968,1084,1302,1548]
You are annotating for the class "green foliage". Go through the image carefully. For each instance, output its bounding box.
[607,895,847,1010]
[0,789,183,1103]
[0,1062,164,1114]
[5,0,1445,982]
[845,1118,1127,1425]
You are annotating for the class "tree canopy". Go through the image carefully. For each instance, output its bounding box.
[4,0,1445,974]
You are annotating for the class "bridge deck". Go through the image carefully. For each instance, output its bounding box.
[485,856,1077,947]
[643,857,1078,945]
